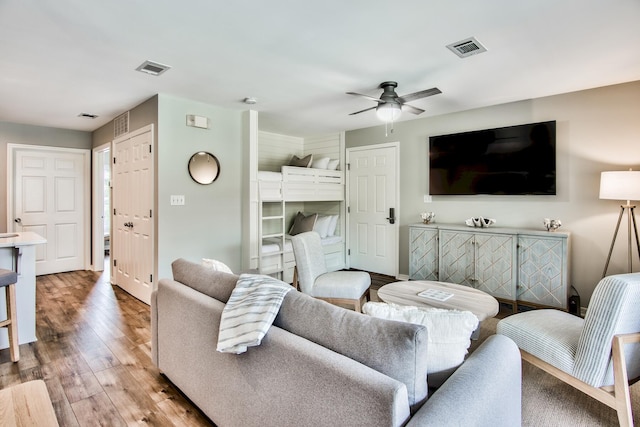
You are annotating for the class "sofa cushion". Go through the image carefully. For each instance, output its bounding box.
[274,291,429,410]
[172,258,239,303]
[362,302,478,388]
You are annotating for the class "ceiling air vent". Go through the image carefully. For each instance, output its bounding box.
[78,112,98,119]
[135,60,171,76]
[446,37,487,58]
[114,111,129,138]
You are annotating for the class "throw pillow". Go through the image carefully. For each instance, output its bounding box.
[288,154,313,168]
[201,258,233,274]
[327,214,339,236]
[327,158,339,170]
[311,157,330,170]
[313,214,332,238]
[362,302,479,388]
[289,212,317,236]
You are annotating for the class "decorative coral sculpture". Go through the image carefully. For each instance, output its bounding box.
[465,217,496,228]
[544,218,562,231]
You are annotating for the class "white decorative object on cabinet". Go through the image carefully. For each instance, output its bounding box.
[408,224,570,311]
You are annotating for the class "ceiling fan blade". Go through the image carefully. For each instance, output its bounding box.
[401,104,425,115]
[349,106,378,115]
[397,87,442,103]
[346,92,383,103]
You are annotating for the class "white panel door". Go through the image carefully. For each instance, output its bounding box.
[112,126,154,304]
[347,144,398,276]
[12,147,88,275]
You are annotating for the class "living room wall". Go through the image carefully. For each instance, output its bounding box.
[156,94,244,280]
[92,94,244,283]
[345,80,640,305]
[0,122,92,232]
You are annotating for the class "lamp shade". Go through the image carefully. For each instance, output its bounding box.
[376,102,401,122]
[599,170,640,201]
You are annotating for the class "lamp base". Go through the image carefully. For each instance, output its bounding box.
[602,205,640,277]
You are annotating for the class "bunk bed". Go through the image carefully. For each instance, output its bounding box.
[257,165,345,282]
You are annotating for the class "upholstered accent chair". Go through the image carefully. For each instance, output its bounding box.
[497,273,640,427]
[291,231,371,312]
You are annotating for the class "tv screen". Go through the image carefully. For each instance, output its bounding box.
[429,120,556,195]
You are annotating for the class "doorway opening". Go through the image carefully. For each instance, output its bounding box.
[92,143,111,272]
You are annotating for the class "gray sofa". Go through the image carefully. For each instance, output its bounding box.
[151,259,522,427]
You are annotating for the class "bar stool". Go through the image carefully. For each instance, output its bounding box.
[0,268,19,362]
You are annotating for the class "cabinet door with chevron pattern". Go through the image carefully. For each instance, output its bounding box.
[475,233,517,300]
[409,226,438,280]
[438,230,475,286]
[517,235,568,309]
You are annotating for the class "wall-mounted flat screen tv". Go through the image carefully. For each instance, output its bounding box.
[429,120,556,195]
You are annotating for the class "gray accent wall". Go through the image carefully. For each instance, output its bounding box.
[345,80,640,304]
[0,122,91,232]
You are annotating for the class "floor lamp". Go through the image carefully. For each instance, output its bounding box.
[600,170,640,277]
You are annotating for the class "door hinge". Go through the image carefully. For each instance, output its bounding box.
[149,144,152,153]
[348,249,351,256]
[113,259,117,267]
[347,206,350,213]
[347,163,350,171]
[113,157,116,164]
[113,208,116,215]
[150,209,152,218]
[150,274,153,282]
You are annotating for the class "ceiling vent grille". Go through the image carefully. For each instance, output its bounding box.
[135,60,171,76]
[446,37,487,58]
[114,112,129,138]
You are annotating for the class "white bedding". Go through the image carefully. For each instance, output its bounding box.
[262,235,342,254]
[257,170,282,181]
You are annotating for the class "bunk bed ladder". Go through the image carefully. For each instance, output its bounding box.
[258,182,286,280]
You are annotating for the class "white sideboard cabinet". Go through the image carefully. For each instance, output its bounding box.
[408,223,570,311]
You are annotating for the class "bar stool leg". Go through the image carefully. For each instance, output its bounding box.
[5,284,19,362]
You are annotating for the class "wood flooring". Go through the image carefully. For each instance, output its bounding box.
[0,267,214,426]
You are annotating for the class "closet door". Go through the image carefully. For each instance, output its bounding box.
[112,125,154,304]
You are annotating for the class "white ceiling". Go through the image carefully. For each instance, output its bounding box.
[1,1,639,137]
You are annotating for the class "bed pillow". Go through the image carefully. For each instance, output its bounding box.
[327,215,339,236]
[327,158,339,170]
[313,215,333,238]
[289,212,318,236]
[289,154,313,168]
[311,157,330,170]
[201,258,233,274]
[362,302,478,388]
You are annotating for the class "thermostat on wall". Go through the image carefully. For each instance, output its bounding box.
[186,114,210,129]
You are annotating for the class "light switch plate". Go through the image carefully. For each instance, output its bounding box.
[170,195,185,206]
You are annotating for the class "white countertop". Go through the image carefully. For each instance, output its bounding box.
[0,232,47,248]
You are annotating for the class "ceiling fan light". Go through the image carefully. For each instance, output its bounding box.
[376,103,401,122]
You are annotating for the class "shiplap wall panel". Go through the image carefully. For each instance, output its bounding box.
[304,134,342,169]
[258,131,304,171]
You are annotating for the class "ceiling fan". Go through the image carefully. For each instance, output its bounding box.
[347,81,442,122]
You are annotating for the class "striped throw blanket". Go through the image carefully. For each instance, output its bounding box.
[217,274,293,354]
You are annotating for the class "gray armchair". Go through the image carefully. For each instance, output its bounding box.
[291,231,370,312]
[497,273,640,426]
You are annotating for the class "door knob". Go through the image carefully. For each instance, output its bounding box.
[14,218,22,224]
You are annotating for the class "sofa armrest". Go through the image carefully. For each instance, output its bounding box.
[406,334,522,427]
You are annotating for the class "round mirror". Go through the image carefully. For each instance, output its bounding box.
[188,151,220,184]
